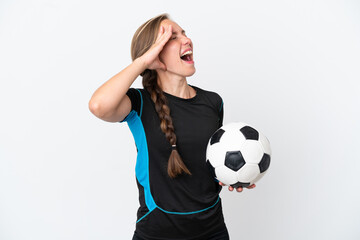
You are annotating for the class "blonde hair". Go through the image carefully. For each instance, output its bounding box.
[130,14,191,178]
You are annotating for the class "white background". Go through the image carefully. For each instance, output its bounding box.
[1,0,359,239]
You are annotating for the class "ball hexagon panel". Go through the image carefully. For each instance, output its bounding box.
[224,151,245,171]
[259,134,271,155]
[259,153,271,173]
[218,128,246,151]
[215,165,238,185]
[206,141,228,168]
[250,171,266,185]
[240,140,264,164]
[236,163,260,183]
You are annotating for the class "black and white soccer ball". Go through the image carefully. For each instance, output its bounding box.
[206,122,271,188]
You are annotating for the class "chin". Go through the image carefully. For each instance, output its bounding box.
[165,64,196,77]
[185,67,196,77]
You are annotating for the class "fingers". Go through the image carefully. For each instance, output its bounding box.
[226,185,243,192]
[156,26,165,41]
[219,182,255,192]
[219,182,243,192]
[141,25,172,71]
[155,25,172,47]
[157,25,165,39]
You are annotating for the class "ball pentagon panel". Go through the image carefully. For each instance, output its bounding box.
[258,153,271,173]
[231,181,251,188]
[224,151,245,171]
[210,129,225,145]
[240,125,259,140]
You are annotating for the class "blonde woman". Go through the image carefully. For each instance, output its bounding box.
[89,14,255,240]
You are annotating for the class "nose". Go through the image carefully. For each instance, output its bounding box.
[182,36,192,47]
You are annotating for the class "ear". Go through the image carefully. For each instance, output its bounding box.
[155,62,167,73]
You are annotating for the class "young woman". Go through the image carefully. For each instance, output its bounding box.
[89,13,255,240]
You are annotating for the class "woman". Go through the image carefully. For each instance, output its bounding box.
[89,13,255,240]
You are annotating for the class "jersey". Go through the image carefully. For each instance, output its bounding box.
[121,85,225,240]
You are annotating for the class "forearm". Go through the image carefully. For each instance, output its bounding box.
[89,58,146,117]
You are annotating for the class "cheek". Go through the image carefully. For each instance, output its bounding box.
[160,44,178,63]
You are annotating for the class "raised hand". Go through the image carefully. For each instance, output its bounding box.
[138,24,173,71]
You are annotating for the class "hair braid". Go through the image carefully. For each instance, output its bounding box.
[131,14,191,178]
[142,70,191,178]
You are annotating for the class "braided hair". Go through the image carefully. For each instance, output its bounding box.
[130,14,191,178]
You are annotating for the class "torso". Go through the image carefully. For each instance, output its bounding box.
[123,85,226,239]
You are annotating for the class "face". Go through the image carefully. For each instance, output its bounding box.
[158,19,196,77]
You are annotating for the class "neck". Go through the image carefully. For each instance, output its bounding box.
[157,74,194,99]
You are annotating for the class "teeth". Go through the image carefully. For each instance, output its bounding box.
[181,50,192,57]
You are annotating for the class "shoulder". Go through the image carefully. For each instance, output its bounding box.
[124,88,151,118]
[192,85,223,109]
[127,88,151,102]
[192,85,222,100]
[128,88,146,95]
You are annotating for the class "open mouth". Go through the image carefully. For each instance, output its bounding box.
[180,50,193,62]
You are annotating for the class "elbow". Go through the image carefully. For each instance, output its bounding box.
[88,99,105,118]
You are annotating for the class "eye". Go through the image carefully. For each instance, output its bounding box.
[171,36,177,40]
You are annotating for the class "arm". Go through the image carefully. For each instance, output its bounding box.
[88,25,173,122]
[88,59,146,122]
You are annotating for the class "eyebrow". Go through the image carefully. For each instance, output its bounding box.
[172,30,186,35]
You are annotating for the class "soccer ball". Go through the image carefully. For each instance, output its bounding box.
[206,122,271,188]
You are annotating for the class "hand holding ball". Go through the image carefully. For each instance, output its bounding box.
[206,122,271,189]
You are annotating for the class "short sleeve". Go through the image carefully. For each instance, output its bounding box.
[218,98,224,128]
[219,99,224,128]
[120,88,142,122]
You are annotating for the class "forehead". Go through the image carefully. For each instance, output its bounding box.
[161,19,183,33]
